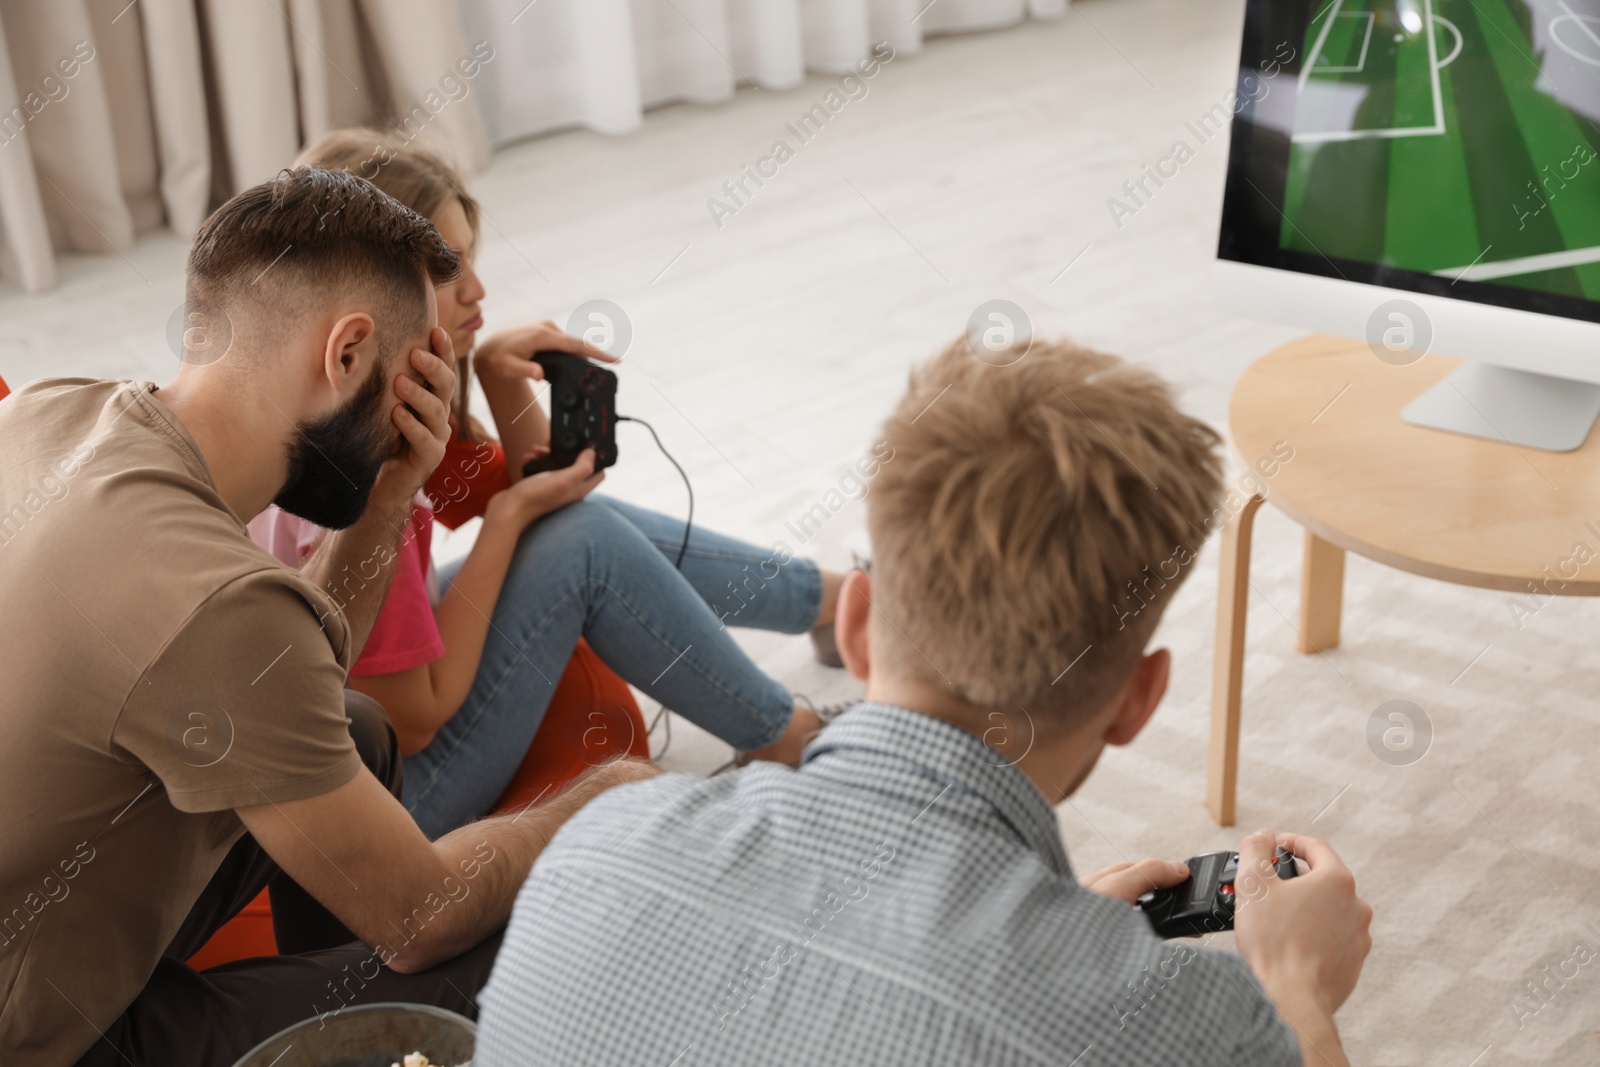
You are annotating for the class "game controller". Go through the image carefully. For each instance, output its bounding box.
[522,351,617,477]
[1137,846,1298,939]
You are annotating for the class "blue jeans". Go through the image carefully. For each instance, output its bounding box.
[401,496,822,839]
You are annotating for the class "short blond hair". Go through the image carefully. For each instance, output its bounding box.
[867,337,1224,724]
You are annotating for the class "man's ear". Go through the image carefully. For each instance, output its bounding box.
[323,312,379,398]
[1103,648,1170,747]
[835,569,873,682]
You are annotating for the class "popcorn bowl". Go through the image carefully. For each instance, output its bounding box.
[229,1002,475,1067]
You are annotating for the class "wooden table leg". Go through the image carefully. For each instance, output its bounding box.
[1297,530,1345,654]
[1207,493,1265,827]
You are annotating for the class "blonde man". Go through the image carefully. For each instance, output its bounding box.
[472,338,1372,1066]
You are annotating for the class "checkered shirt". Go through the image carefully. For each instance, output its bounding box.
[474,702,1301,1065]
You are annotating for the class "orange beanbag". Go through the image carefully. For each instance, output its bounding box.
[187,646,646,969]
[489,638,651,810]
[185,891,275,972]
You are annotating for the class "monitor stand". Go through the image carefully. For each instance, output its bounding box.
[1401,362,1600,452]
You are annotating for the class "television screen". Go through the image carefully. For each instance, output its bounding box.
[1221,0,1600,323]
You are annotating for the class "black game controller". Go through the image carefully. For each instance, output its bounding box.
[1137,847,1298,939]
[522,351,617,477]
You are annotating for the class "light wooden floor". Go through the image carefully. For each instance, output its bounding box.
[4,2,1599,1061]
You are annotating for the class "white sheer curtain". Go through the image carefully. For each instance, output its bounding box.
[0,0,489,293]
[457,0,1066,145]
[0,0,1062,293]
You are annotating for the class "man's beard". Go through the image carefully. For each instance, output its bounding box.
[273,359,394,530]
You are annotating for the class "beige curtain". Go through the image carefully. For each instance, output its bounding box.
[0,0,490,293]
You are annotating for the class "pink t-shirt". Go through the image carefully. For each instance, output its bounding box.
[247,496,445,677]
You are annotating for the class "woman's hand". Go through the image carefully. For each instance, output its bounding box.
[474,320,614,481]
[484,446,605,530]
[474,319,618,389]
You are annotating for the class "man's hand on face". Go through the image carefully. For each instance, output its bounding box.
[370,326,456,516]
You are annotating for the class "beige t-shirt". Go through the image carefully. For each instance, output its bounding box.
[0,379,362,1064]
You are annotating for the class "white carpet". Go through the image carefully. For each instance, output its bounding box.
[4,1,1598,1061]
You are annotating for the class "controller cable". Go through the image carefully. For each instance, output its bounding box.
[617,413,694,761]
[616,415,693,569]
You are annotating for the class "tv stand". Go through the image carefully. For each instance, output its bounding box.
[1402,362,1600,452]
